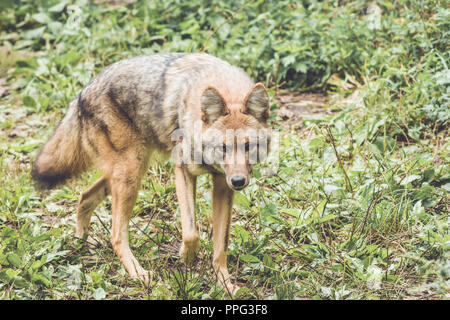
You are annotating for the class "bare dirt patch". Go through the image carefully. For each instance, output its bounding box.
[274,90,332,127]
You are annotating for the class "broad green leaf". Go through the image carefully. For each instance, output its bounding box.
[7,253,22,268]
[240,254,260,263]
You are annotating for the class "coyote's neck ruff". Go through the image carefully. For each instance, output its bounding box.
[32,53,270,294]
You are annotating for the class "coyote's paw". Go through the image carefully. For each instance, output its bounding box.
[179,237,200,265]
[216,272,240,296]
[75,234,99,249]
[85,236,100,249]
[130,270,151,286]
[225,283,240,297]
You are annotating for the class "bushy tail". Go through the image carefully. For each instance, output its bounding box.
[32,100,89,189]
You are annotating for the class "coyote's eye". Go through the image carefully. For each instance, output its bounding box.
[245,142,257,152]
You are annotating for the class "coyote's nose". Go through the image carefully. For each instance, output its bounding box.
[231,175,246,188]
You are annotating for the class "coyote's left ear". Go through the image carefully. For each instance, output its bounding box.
[243,83,270,122]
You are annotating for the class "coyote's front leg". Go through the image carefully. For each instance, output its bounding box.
[175,164,200,264]
[211,174,237,294]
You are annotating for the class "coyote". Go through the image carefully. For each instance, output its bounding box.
[32,53,271,294]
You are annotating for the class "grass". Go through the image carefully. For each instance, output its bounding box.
[0,0,449,299]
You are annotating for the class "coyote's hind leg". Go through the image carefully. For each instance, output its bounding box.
[75,175,109,241]
[109,149,151,284]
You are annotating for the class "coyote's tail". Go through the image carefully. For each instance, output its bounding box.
[32,99,89,189]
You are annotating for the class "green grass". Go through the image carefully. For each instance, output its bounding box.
[0,0,449,299]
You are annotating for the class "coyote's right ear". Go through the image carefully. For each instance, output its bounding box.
[243,83,269,122]
[201,87,227,125]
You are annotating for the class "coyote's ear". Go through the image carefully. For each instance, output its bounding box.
[201,87,227,125]
[243,83,269,122]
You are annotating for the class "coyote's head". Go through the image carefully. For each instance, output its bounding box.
[199,83,271,191]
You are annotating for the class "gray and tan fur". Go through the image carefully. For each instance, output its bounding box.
[32,53,270,294]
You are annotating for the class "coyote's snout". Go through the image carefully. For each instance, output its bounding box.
[32,53,271,294]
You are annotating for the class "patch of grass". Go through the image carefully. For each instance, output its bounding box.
[0,0,448,299]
